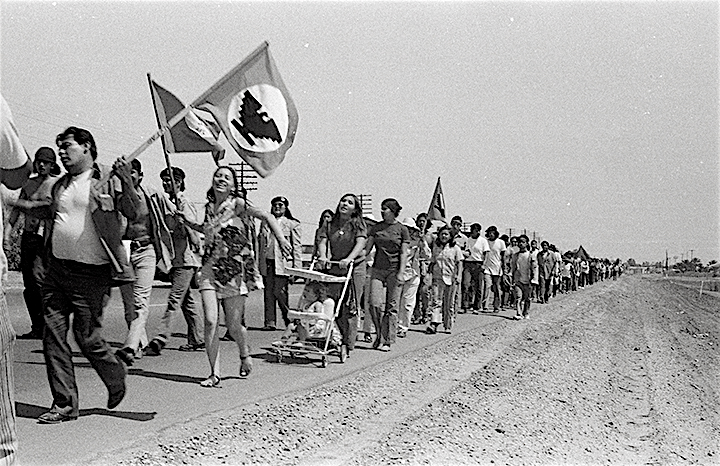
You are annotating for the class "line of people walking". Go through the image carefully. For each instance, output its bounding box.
[3,126,624,431]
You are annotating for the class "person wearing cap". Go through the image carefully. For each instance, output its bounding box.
[145,166,205,356]
[397,217,431,338]
[5,147,61,339]
[259,196,303,331]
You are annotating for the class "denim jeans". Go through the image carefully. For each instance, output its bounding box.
[483,273,502,311]
[327,261,365,351]
[154,266,203,346]
[42,257,125,417]
[120,245,156,351]
[369,268,402,346]
[430,279,455,330]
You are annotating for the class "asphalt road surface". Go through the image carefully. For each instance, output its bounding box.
[7,276,497,465]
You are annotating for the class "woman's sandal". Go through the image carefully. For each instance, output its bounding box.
[200,374,221,388]
[239,356,253,377]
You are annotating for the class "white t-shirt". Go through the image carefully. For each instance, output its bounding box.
[483,238,507,276]
[467,236,490,262]
[52,169,109,265]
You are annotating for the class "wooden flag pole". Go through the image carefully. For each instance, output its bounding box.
[147,73,180,204]
[97,105,192,185]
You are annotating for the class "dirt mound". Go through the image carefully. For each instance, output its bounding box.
[106,276,719,465]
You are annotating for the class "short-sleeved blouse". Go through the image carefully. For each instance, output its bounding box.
[318,218,367,264]
[199,196,263,298]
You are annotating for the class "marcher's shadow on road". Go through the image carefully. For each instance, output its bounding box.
[15,402,156,422]
[480,312,517,321]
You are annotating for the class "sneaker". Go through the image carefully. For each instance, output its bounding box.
[425,325,437,335]
[179,342,205,352]
[523,314,529,319]
[379,344,391,352]
[397,329,407,338]
[514,314,522,320]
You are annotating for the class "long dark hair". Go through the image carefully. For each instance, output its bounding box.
[206,166,240,203]
[331,193,365,232]
[435,225,456,248]
[318,209,334,227]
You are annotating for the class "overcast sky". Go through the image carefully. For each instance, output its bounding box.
[1,1,717,264]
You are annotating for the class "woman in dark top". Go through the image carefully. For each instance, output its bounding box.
[317,194,367,358]
[365,198,409,352]
[313,209,334,260]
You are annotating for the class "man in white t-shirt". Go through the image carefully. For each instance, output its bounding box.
[463,223,489,313]
[482,226,506,312]
[35,127,146,424]
[449,216,467,314]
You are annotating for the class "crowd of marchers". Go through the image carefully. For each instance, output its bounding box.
[2,126,624,442]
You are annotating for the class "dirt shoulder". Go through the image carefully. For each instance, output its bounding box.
[100,276,719,465]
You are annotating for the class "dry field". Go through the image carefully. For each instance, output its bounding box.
[109,275,719,465]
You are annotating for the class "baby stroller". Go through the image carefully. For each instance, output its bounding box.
[266,262,352,368]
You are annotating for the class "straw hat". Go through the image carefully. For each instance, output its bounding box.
[401,217,418,231]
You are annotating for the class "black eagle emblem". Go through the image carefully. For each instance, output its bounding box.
[230,90,282,146]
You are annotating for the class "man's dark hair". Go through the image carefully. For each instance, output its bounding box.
[131,159,142,173]
[470,223,481,232]
[56,126,97,160]
[451,215,462,224]
[160,167,186,191]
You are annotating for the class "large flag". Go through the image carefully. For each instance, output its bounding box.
[148,77,226,163]
[427,177,446,223]
[192,41,298,177]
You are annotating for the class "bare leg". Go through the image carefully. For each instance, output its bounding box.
[223,294,252,377]
[200,289,221,386]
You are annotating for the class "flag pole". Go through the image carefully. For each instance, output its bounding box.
[148,73,180,203]
[96,104,192,185]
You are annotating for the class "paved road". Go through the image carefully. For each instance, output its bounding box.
[7,277,504,465]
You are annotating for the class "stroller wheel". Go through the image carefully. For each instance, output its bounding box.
[339,344,347,363]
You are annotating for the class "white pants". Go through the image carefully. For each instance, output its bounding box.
[398,274,420,331]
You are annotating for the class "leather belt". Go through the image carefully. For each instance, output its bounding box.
[130,238,152,251]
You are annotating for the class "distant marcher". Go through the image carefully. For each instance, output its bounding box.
[449,216,467,313]
[463,223,489,313]
[510,235,535,319]
[411,213,432,325]
[536,241,557,303]
[529,239,540,300]
[397,217,430,338]
[37,127,140,423]
[259,196,302,331]
[426,225,463,334]
[313,209,334,260]
[183,166,291,386]
[365,199,409,352]
[145,167,205,356]
[317,194,368,358]
[482,226,506,313]
[5,147,60,339]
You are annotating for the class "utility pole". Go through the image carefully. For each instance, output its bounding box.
[358,194,373,217]
[690,249,694,261]
[229,161,258,194]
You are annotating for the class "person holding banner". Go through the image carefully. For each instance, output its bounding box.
[36,127,141,423]
[182,166,290,386]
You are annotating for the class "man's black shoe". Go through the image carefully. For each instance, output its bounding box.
[144,339,164,356]
[107,384,126,409]
[38,411,77,424]
[115,347,134,366]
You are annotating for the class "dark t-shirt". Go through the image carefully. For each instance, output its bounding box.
[318,218,367,263]
[368,221,410,271]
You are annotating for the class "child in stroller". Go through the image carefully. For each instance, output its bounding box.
[274,281,341,346]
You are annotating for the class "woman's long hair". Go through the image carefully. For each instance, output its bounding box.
[206,166,240,204]
[318,209,334,228]
[331,193,365,232]
[435,225,456,248]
